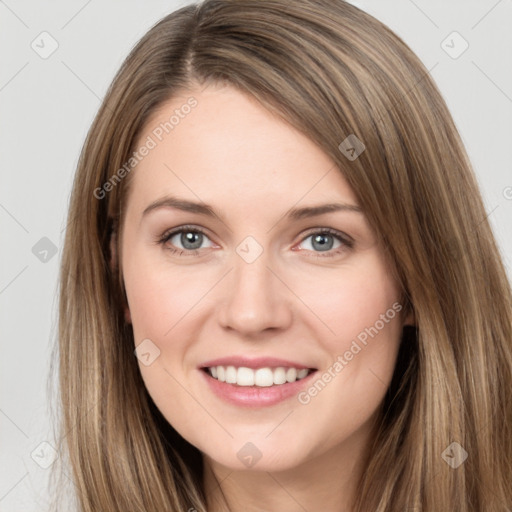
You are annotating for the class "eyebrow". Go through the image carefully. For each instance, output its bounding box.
[142,195,363,222]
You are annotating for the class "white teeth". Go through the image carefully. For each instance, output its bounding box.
[225,366,237,384]
[206,365,312,387]
[273,367,287,385]
[286,368,297,382]
[297,368,309,379]
[255,368,274,387]
[237,367,255,386]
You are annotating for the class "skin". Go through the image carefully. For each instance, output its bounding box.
[119,83,414,512]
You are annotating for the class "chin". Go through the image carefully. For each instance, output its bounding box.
[201,437,313,473]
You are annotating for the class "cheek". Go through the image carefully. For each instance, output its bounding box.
[122,251,217,405]
[123,252,209,344]
[295,252,402,351]
[122,254,210,425]
[294,253,403,410]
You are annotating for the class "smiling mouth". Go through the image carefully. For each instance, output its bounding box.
[202,366,317,387]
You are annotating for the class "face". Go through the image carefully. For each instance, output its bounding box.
[120,84,409,473]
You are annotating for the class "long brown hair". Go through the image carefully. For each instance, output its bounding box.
[54,0,512,510]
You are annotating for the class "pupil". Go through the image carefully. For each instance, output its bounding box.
[313,234,333,251]
[182,231,202,250]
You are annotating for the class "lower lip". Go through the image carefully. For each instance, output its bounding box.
[199,369,317,407]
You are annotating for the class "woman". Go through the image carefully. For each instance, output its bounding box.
[55,0,512,510]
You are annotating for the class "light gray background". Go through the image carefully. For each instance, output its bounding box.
[1,0,511,510]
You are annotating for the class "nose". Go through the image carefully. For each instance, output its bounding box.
[217,250,293,336]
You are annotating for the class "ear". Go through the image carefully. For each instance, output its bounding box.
[109,224,132,324]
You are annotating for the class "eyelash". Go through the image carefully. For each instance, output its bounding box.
[157,225,354,258]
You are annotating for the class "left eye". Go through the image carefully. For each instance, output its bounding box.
[297,231,346,254]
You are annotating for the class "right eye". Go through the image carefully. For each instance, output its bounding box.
[158,225,215,256]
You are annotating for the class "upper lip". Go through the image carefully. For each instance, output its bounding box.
[200,356,316,370]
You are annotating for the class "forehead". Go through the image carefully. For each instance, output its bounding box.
[127,85,359,215]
